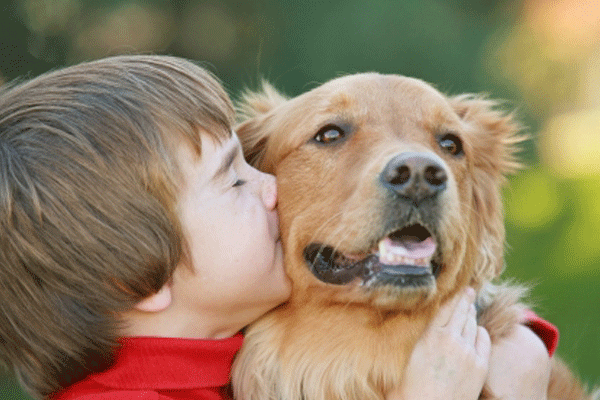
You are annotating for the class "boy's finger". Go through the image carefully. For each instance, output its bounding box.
[446,288,475,332]
[475,326,491,364]
[430,287,475,328]
[462,303,478,344]
[429,297,459,328]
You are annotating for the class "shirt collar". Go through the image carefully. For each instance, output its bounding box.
[90,333,244,390]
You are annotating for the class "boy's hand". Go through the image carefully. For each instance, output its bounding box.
[387,287,491,400]
[486,324,551,400]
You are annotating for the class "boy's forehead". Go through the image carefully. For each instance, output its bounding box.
[166,125,234,156]
[175,132,241,179]
[207,133,242,178]
[201,130,240,158]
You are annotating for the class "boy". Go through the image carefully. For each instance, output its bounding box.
[0,55,552,400]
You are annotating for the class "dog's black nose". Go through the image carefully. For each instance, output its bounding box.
[380,152,447,203]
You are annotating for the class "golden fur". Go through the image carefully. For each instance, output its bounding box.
[232,73,594,400]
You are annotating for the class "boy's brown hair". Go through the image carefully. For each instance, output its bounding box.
[0,55,234,399]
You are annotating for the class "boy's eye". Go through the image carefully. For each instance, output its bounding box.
[233,179,246,187]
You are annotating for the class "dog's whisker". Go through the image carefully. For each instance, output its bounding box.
[307,210,347,247]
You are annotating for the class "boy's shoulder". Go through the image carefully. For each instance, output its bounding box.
[50,377,160,400]
[56,390,161,400]
[49,375,157,400]
[51,334,243,400]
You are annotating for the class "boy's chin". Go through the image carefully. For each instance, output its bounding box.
[258,279,292,314]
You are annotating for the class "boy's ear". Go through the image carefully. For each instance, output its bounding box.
[236,80,288,171]
[134,284,172,313]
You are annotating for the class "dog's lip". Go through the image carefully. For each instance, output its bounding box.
[303,224,442,286]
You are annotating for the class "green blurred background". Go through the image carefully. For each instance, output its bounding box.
[0,0,598,398]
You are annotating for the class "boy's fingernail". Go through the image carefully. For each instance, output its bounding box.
[465,287,475,299]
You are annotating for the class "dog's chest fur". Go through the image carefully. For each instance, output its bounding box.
[234,300,433,400]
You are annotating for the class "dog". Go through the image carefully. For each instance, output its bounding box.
[231,73,594,400]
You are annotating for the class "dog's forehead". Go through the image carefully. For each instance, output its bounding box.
[299,73,456,123]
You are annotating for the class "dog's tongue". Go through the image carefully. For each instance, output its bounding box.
[378,236,437,263]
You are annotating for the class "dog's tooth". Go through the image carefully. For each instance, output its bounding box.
[380,252,387,264]
[388,253,397,265]
[378,240,435,267]
[379,248,390,264]
[378,240,387,258]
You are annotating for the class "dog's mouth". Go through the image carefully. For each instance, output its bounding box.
[303,224,441,288]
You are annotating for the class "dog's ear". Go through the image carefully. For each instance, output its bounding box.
[450,95,525,285]
[235,81,288,170]
[450,94,524,178]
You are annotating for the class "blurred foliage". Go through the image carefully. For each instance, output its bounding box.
[1,0,598,398]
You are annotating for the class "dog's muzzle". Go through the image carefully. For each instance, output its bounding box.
[303,152,448,289]
[303,224,441,288]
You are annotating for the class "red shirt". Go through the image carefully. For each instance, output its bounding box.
[51,334,243,400]
[50,315,558,400]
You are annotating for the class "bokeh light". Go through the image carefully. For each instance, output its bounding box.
[177,2,237,61]
[541,109,600,178]
[73,2,176,60]
[505,168,563,229]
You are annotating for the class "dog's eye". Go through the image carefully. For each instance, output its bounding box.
[314,125,345,144]
[438,133,463,156]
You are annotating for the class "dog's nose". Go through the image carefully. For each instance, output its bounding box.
[380,152,447,203]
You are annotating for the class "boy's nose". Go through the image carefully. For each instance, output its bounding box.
[262,173,277,210]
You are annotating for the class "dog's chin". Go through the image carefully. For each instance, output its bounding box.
[303,224,442,306]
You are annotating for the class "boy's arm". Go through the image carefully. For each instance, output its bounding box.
[485,312,557,400]
[523,310,559,356]
[54,391,161,399]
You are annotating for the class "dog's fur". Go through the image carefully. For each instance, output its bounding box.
[232,73,594,400]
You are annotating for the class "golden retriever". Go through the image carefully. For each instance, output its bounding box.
[231,73,593,400]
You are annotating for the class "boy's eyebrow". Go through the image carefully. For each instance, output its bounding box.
[213,141,239,179]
